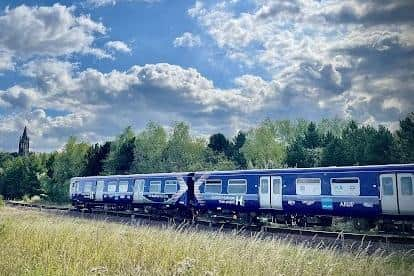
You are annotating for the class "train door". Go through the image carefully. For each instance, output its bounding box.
[270,176,282,210]
[380,174,399,214]
[95,180,104,201]
[397,173,414,215]
[259,176,271,208]
[133,179,145,203]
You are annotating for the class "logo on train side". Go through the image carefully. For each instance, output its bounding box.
[340,201,354,207]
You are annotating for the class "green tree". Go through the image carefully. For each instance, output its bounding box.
[394,113,414,163]
[132,122,168,173]
[304,122,320,149]
[321,135,347,166]
[286,138,307,167]
[230,131,247,169]
[83,142,111,176]
[49,137,89,202]
[241,120,286,169]
[0,155,43,199]
[208,133,231,155]
[103,126,136,174]
[364,125,394,165]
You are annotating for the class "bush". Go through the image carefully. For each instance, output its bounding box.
[0,195,4,208]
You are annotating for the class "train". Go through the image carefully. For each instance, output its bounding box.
[70,164,414,232]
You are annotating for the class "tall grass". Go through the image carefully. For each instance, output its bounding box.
[0,207,413,275]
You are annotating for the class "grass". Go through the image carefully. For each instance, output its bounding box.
[0,208,413,276]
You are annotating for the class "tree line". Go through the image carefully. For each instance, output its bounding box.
[0,114,413,202]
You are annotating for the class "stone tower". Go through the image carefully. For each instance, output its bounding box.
[18,126,30,157]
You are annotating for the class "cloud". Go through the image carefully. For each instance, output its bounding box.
[86,0,160,8]
[0,4,110,71]
[105,41,132,53]
[173,32,201,48]
[321,0,414,25]
[188,0,414,127]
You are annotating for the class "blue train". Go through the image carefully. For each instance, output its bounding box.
[70,164,414,231]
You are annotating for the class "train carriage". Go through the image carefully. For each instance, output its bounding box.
[193,164,414,228]
[70,172,193,212]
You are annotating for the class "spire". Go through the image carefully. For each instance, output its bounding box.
[18,126,30,156]
[22,126,28,139]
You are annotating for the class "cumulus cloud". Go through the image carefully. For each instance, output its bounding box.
[188,0,414,128]
[86,0,160,8]
[0,59,277,151]
[105,41,132,53]
[1,0,413,152]
[173,32,201,48]
[0,4,110,71]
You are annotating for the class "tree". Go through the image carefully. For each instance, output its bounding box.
[48,137,89,202]
[321,136,347,166]
[230,131,247,169]
[83,142,111,176]
[162,122,202,172]
[132,122,168,173]
[241,120,286,169]
[0,155,43,199]
[208,133,231,155]
[364,125,394,165]
[304,122,320,149]
[286,138,307,168]
[103,127,136,175]
[394,113,414,163]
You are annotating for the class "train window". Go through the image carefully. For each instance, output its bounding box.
[134,179,145,193]
[227,179,247,194]
[107,181,117,193]
[150,181,161,193]
[118,181,129,193]
[83,182,94,193]
[76,182,83,193]
[272,178,281,195]
[330,177,360,196]
[260,178,269,194]
[401,176,413,196]
[205,180,222,194]
[382,177,394,195]
[296,178,321,195]
[164,180,178,193]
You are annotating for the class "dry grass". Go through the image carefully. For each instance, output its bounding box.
[0,207,413,276]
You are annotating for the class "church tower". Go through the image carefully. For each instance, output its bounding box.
[18,126,30,157]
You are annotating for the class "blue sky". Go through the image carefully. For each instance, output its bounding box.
[0,0,413,151]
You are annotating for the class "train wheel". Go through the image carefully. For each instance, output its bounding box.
[352,218,370,231]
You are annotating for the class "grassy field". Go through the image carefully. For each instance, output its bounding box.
[0,207,413,276]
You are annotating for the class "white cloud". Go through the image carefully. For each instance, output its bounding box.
[173,32,201,48]
[105,41,132,53]
[86,0,160,8]
[0,4,110,71]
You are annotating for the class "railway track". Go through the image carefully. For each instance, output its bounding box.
[5,200,414,245]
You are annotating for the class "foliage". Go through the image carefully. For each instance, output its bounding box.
[131,122,168,173]
[394,113,414,163]
[0,155,43,199]
[241,119,286,169]
[103,127,135,175]
[1,208,413,275]
[83,142,111,176]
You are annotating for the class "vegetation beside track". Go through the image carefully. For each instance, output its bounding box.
[0,207,413,275]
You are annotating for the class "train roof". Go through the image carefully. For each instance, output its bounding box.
[71,164,414,181]
[194,163,414,176]
[71,171,192,181]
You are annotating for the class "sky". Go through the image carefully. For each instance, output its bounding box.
[0,0,413,152]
